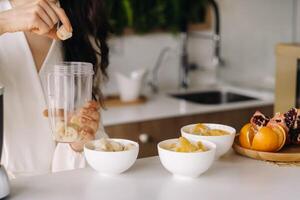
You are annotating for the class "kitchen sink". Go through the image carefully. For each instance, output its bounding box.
[170,90,258,105]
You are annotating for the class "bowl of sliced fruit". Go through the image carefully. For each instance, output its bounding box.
[84,138,139,175]
[181,123,236,159]
[158,137,216,178]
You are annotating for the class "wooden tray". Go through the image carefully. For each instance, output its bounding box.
[103,95,147,108]
[233,136,300,162]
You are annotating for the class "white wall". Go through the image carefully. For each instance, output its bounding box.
[104,34,181,94]
[218,0,295,90]
[103,0,296,94]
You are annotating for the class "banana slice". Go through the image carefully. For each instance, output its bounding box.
[124,143,136,151]
[63,126,79,142]
[109,141,125,152]
[54,121,79,142]
[57,25,72,40]
[95,138,126,152]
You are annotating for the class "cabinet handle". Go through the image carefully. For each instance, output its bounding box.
[139,133,150,143]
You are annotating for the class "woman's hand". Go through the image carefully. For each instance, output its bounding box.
[70,101,101,152]
[0,0,72,39]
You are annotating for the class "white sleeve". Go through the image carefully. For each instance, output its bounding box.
[52,116,108,173]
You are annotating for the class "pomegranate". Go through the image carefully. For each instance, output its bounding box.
[283,108,297,129]
[267,112,289,144]
[288,109,300,145]
[268,112,289,132]
[292,109,300,129]
[250,111,270,130]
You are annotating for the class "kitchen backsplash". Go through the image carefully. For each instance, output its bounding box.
[103,0,297,94]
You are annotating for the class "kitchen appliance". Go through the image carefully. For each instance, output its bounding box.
[0,85,10,199]
[275,43,300,113]
[46,62,94,143]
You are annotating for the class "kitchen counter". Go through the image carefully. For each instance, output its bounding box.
[102,85,273,126]
[9,152,300,200]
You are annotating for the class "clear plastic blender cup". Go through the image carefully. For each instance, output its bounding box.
[46,62,94,143]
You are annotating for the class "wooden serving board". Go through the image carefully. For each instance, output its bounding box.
[103,95,147,108]
[233,136,300,162]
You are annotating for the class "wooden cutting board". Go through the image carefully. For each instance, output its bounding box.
[233,136,300,162]
[103,95,147,108]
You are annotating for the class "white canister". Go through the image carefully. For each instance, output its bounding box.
[116,69,147,102]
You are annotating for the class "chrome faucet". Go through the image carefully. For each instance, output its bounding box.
[179,0,223,89]
[179,33,189,89]
[148,47,172,93]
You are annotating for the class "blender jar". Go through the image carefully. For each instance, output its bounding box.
[46,62,94,143]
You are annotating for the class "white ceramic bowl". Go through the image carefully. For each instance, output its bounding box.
[181,123,236,159]
[157,138,216,178]
[84,139,139,175]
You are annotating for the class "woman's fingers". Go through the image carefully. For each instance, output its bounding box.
[29,0,72,36]
[43,101,100,136]
[79,116,99,133]
[0,0,70,35]
[43,109,65,118]
[31,16,51,34]
[33,3,54,29]
[43,108,73,120]
[46,27,59,39]
[48,1,72,32]
[48,0,58,3]
[70,128,95,152]
[38,0,59,26]
[84,101,100,111]
[80,126,95,138]
[79,108,100,121]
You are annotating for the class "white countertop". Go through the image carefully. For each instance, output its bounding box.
[9,152,300,200]
[103,85,274,126]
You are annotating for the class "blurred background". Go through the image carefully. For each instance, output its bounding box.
[101,0,299,157]
[103,0,297,93]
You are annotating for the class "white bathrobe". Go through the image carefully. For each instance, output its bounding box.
[0,0,106,177]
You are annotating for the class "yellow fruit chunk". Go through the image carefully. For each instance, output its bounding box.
[208,129,230,136]
[251,127,279,152]
[164,137,207,152]
[197,141,207,151]
[178,137,198,152]
[192,123,209,135]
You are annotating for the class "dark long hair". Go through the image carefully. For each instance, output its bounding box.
[59,0,109,103]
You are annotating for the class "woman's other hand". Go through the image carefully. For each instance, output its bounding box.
[0,0,72,39]
[70,101,101,152]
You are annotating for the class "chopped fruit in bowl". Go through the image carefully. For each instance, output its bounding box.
[158,137,216,178]
[84,139,139,175]
[190,123,230,136]
[192,124,210,135]
[181,123,236,159]
[163,137,207,153]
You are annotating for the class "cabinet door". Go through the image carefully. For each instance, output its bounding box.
[105,123,140,141]
[138,117,183,157]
